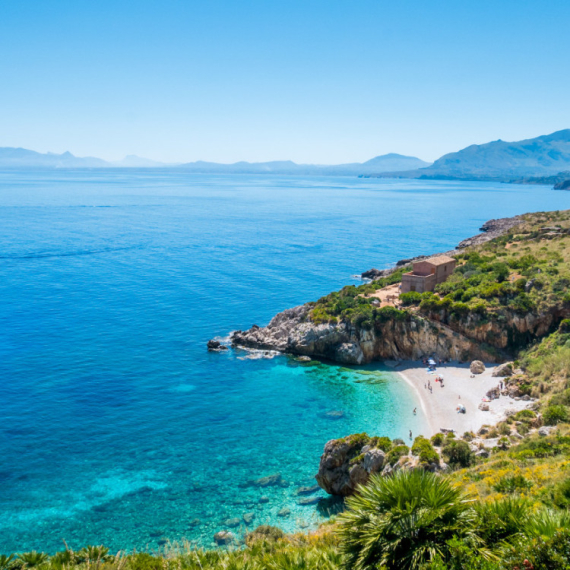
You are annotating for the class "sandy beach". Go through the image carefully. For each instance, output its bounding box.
[391,361,533,437]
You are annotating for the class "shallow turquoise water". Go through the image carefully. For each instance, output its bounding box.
[1,171,569,553]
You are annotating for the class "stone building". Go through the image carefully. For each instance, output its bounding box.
[400,255,457,294]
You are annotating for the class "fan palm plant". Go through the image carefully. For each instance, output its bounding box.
[336,470,479,570]
[525,508,570,539]
[474,497,531,546]
[16,552,48,569]
[0,555,14,570]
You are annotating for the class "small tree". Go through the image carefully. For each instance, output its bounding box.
[442,439,474,468]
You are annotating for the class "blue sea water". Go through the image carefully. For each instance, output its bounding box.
[2,170,570,554]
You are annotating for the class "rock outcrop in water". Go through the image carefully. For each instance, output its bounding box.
[315,434,387,496]
[315,433,444,496]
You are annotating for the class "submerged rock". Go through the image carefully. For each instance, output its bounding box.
[224,518,241,528]
[252,473,283,487]
[243,512,255,525]
[259,496,270,503]
[298,496,322,506]
[214,531,235,546]
[296,484,320,496]
[324,410,345,420]
[277,508,291,517]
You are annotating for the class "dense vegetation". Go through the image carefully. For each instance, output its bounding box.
[310,210,570,353]
[8,210,570,569]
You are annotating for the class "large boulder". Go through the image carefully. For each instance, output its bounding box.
[470,360,486,374]
[492,362,514,377]
[486,387,500,400]
[315,435,385,496]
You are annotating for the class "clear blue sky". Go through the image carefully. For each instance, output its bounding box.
[1,0,569,164]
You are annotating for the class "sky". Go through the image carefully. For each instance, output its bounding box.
[1,0,569,164]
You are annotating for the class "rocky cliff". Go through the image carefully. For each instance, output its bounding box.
[230,304,500,364]
[223,213,570,364]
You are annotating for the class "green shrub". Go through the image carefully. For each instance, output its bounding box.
[245,525,285,545]
[431,433,445,446]
[543,405,569,426]
[442,439,474,468]
[368,436,392,452]
[493,474,533,494]
[498,423,511,436]
[474,497,530,545]
[559,319,570,333]
[125,553,163,570]
[385,445,409,466]
[552,477,570,508]
[399,291,422,306]
[515,409,536,420]
[550,389,570,407]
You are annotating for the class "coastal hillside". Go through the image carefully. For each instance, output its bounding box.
[231,210,570,365]
[372,129,570,181]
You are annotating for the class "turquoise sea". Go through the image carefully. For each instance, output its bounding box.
[2,171,570,554]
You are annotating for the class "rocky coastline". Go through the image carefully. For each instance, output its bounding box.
[222,215,530,365]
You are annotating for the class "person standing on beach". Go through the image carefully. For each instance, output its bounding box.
[409,430,412,440]
[413,408,417,415]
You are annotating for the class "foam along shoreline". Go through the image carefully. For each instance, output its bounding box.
[392,361,534,437]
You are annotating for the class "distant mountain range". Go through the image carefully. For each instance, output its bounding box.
[0,148,169,169]
[0,147,430,175]
[175,154,430,175]
[372,129,570,181]
[3,129,570,183]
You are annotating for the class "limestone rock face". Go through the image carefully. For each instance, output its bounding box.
[315,435,385,496]
[493,362,514,377]
[470,360,486,374]
[231,304,501,364]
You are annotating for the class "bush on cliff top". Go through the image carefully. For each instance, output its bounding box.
[385,444,410,466]
[442,439,474,468]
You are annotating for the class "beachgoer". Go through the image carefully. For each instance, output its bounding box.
[413,408,417,415]
[409,430,412,440]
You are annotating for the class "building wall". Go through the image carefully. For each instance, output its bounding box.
[401,272,437,293]
[434,260,456,284]
[411,260,437,276]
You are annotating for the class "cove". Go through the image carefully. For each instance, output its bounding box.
[2,171,570,552]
